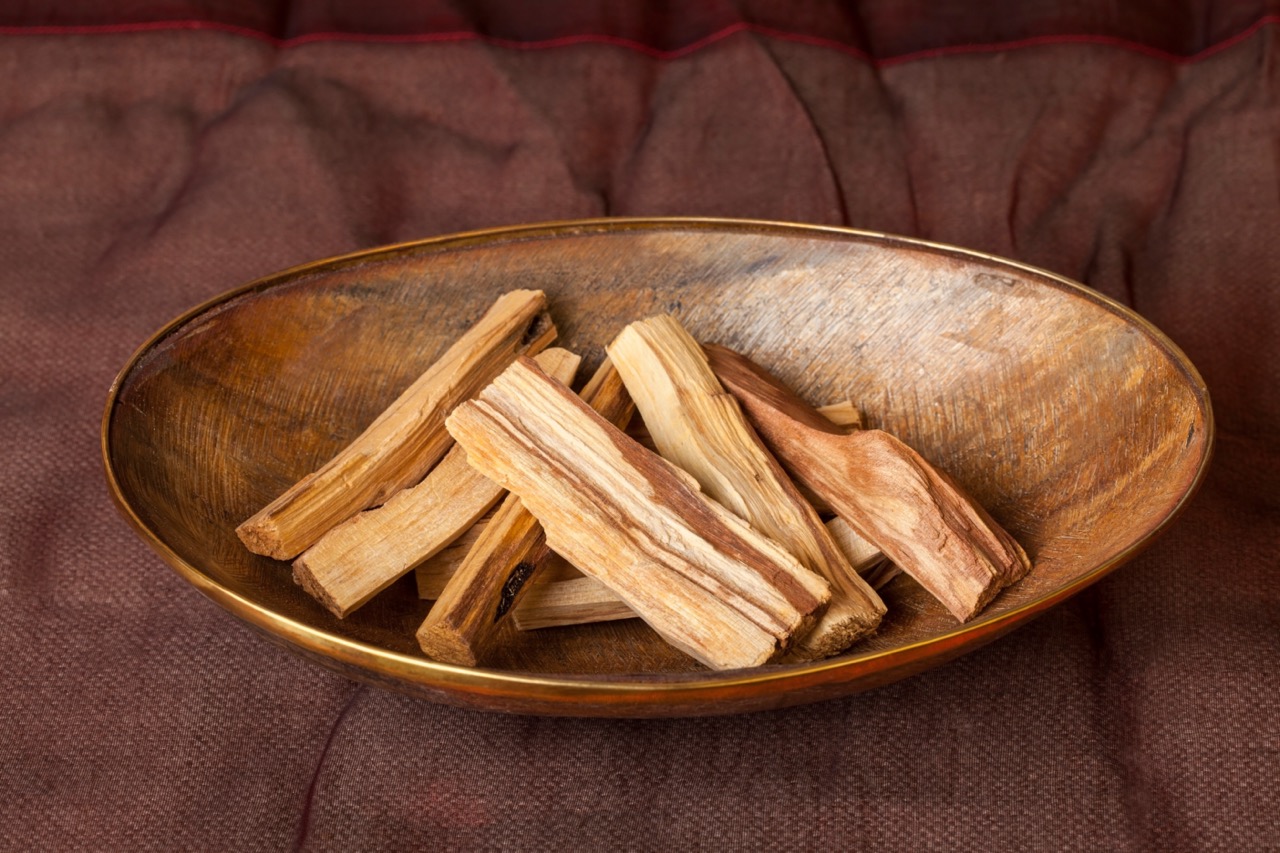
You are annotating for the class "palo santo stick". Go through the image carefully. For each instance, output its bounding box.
[705,343,1031,622]
[862,560,902,591]
[292,348,581,617]
[510,521,891,630]
[237,289,557,560]
[825,517,881,571]
[421,399,867,601]
[816,400,863,429]
[512,576,636,630]
[607,315,884,659]
[415,511,495,599]
[423,406,886,629]
[416,359,635,665]
[444,357,832,670]
[416,493,553,664]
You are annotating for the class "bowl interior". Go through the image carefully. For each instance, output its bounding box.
[105,221,1210,702]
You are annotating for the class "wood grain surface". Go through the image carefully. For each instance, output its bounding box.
[102,219,1212,716]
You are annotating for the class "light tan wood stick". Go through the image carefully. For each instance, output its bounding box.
[444,357,832,670]
[424,401,868,601]
[607,315,884,659]
[510,516,890,631]
[512,576,635,630]
[424,406,887,630]
[861,560,903,591]
[237,289,557,560]
[291,348,581,618]
[817,400,863,429]
[415,511,495,600]
[705,343,1031,622]
[825,517,881,571]
[416,359,635,665]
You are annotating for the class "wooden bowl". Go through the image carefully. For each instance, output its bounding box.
[102,218,1212,717]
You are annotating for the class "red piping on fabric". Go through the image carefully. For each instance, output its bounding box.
[0,15,1275,66]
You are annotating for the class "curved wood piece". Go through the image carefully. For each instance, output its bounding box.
[705,343,1030,622]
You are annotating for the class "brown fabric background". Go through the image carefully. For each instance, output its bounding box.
[2,2,1277,850]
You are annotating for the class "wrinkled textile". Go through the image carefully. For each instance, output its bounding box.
[1,3,1278,850]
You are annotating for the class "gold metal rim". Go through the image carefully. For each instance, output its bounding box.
[101,216,1215,710]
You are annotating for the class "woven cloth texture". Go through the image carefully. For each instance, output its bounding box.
[1,2,1277,850]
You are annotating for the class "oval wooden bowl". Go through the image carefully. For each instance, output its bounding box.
[102,218,1212,717]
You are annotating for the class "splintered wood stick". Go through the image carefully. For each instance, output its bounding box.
[607,315,884,659]
[444,357,832,670]
[291,348,581,617]
[416,359,635,665]
[705,343,1031,622]
[237,289,557,560]
[510,516,891,631]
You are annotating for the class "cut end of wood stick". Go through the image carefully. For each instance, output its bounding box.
[415,493,549,665]
[415,622,481,667]
[236,289,555,560]
[815,399,863,430]
[291,558,345,616]
[235,517,288,561]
